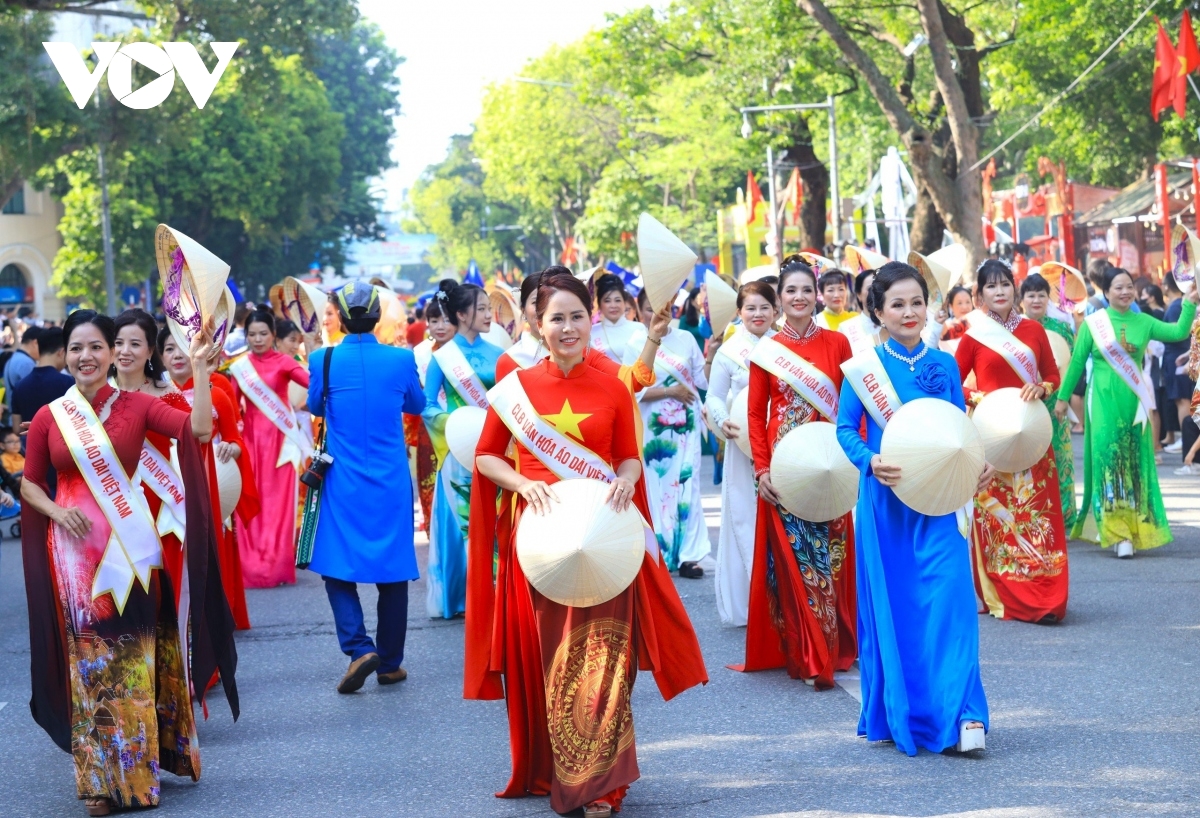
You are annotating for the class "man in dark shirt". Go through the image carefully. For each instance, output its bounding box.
[12,327,72,427]
[3,325,39,413]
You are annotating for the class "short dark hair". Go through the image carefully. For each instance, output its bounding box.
[1163,272,1182,294]
[1142,283,1164,306]
[21,326,41,346]
[276,319,301,340]
[414,306,424,320]
[63,309,116,348]
[535,267,593,319]
[1101,267,1133,295]
[818,270,849,293]
[36,327,63,356]
[1086,258,1111,287]
[244,308,276,334]
[1020,273,1051,298]
[737,280,778,310]
[867,262,928,326]
[341,311,379,335]
[975,259,1015,295]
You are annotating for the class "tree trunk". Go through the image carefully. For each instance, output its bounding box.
[909,183,945,255]
[779,115,828,253]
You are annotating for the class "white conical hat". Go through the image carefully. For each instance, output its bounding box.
[881,397,984,516]
[728,386,751,457]
[1039,261,1088,310]
[515,477,645,607]
[798,251,838,275]
[282,277,328,338]
[481,322,513,350]
[446,406,487,469]
[1170,223,1199,293]
[214,454,242,522]
[770,422,858,522]
[156,224,231,351]
[970,387,1053,473]
[705,270,738,338]
[372,285,407,347]
[739,263,779,286]
[287,381,308,409]
[489,285,522,344]
[909,244,967,300]
[637,212,697,313]
[1047,331,1072,377]
[844,245,890,273]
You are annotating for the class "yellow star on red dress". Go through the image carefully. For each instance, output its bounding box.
[541,399,592,443]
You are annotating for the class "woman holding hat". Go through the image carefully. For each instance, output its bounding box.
[591,273,642,363]
[495,273,547,378]
[624,288,711,578]
[160,328,259,630]
[1020,273,1077,530]
[836,262,991,755]
[707,280,777,626]
[422,278,504,618]
[21,311,238,815]
[954,260,1068,623]
[1056,267,1199,556]
[466,269,706,818]
[739,258,855,686]
[230,309,310,588]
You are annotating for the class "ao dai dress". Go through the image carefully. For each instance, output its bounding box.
[592,315,640,364]
[837,338,988,755]
[623,326,711,570]
[422,332,503,618]
[741,324,856,687]
[233,349,310,588]
[1057,302,1198,550]
[706,327,773,626]
[1038,314,1077,529]
[955,312,1068,623]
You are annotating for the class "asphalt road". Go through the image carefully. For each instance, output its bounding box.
[2,438,1199,818]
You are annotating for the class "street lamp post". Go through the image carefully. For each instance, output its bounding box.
[739,96,842,257]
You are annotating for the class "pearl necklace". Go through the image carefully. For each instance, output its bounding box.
[883,341,928,371]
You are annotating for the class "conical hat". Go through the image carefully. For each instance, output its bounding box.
[372,285,406,347]
[970,387,1053,473]
[214,454,241,522]
[739,263,779,286]
[1047,331,1072,377]
[909,244,967,301]
[489,285,522,344]
[288,381,308,409]
[705,270,738,338]
[880,397,984,516]
[728,386,751,457]
[446,406,487,469]
[156,224,231,352]
[637,212,697,313]
[481,322,513,351]
[844,245,890,273]
[268,284,285,317]
[770,423,858,522]
[798,252,838,275]
[515,478,645,607]
[573,264,603,284]
[1039,261,1088,310]
[210,287,237,354]
[282,277,328,338]
[1170,223,1199,293]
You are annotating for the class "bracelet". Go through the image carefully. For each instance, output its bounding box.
[647,336,661,346]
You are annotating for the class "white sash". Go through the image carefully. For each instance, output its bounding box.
[654,343,699,399]
[487,372,659,561]
[433,341,489,409]
[716,330,759,371]
[748,337,840,421]
[488,374,616,482]
[50,387,163,613]
[840,314,880,356]
[138,441,187,541]
[840,349,904,429]
[229,356,311,467]
[964,311,1038,385]
[590,327,612,359]
[504,335,546,370]
[1087,311,1155,425]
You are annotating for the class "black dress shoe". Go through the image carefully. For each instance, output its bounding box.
[678,561,704,579]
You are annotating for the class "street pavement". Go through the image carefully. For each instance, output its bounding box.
[3,437,1200,817]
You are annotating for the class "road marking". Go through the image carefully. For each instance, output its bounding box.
[0,702,7,712]
[835,669,860,702]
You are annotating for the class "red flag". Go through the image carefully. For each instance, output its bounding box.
[1175,11,1200,118]
[746,171,764,225]
[1152,18,1177,120]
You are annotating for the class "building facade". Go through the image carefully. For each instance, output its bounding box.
[0,183,67,323]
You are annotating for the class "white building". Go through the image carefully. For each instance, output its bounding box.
[0,184,67,322]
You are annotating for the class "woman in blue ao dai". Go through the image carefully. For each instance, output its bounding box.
[421,279,503,619]
[835,262,993,756]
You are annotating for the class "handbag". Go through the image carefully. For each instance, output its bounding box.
[296,345,333,569]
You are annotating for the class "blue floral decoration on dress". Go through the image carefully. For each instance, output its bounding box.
[916,361,950,395]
